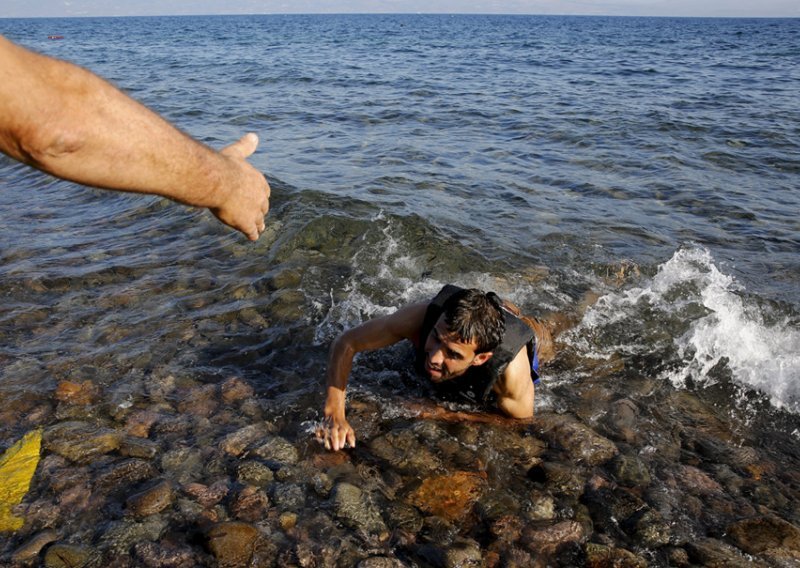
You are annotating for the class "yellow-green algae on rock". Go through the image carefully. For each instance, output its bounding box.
[0,428,42,532]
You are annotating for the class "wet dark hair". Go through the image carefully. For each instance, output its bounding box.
[441,288,505,353]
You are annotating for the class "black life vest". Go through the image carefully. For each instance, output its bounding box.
[415,284,540,406]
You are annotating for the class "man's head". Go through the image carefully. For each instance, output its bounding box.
[422,288,506,382]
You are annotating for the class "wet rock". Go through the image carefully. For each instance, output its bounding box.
[133,540,199,568]
[536,413,619,465]
[220,377,255,404]
[357,558,407,568]
[205,521,262,567]
[524,490,556,521]
[444,538,482,568]
[626,508,671,549]
[96,458,158,492]
[126,480,175,518]
[176,384,219,418]
[252,435,299,466]
[160,447,203,483]
[236,460,274,487]
[584,542,647,567]
[685,537,770,568]
[406,471,486,522]
[54,380,99,405]
[385,502,423,534]
[604,398,640,444]
[271,482,306,512]
[124,410,160,438]
[666,547,690,567]
[497,547,533,567]
[489,515,524,544]
[278,511,297,531]
[11,529,59,565]
[229,485,270,522]
[119,436,159,460]
[330,482,387,535]
[44,421,121,463]
[310,471,334,497]
[369,429,444,475]
[726,515,800,555]
[679,464,724,495]
[219,423,269,456]
[521,521,587,556]
[477,488,524,519]
[43,544,94,568]
[584,483,671,547]
[151,414,192,438]
[611,453,652,487]
[528,461,585,498]
[183,480,230,508]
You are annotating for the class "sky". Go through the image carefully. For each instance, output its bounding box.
[0,0,798,19]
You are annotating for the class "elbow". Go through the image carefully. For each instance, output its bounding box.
[15,121,86,171]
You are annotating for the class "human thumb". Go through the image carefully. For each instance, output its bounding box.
[221,133,259,159]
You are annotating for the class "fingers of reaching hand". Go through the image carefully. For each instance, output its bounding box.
[315,417,355,452]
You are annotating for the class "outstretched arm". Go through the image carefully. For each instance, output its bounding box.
[0,35,270,240]
[320,301,428,451]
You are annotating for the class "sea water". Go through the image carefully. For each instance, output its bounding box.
[1,13,799,563]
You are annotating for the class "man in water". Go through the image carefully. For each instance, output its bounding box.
[319,284,555,451]
[0,35,270,240]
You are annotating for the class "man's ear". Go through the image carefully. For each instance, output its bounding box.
[471,351,493,367]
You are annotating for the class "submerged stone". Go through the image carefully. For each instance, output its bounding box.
[406,471,486,522]
[330,482,386,535]
[44,422,121,463]
[726,515,800,555]
[126,479,174,518]
[536,413,619,466]
[206,521,262,567]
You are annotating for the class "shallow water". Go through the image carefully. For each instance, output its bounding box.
[1,14,799,566]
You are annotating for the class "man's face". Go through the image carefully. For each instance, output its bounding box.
[423,315,493,383]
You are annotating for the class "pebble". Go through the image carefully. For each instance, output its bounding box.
[11,529,59,565]
[536,413,619,465]
[43,544,93,568]
[126,479,174,518]
[330,482,387,535]
[44,421,121,463]
[205,521,262,567]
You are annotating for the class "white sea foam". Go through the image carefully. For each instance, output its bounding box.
[662,251,800,414]
[576,247,800,414]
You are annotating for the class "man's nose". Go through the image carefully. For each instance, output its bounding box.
[429,348,444,365]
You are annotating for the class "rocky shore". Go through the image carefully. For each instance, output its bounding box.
[1,372,799,567]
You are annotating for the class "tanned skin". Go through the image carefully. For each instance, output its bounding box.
[319,301,536,451]
[0,35,270,240]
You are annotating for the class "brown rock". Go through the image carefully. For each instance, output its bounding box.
[206,521,262,567]
[54,380,98,405]
[680,465,724,495]
[177,384,219,418]
[686,537,770,568]
[126,480,174,518]
[727,515,800,555]
[536,413,619,465]
[521,521,587,556]
[11,529,59,565]
[220,376,255,404]
[406,471,486,522]
[124,410,160,438]
[219,423,268,457]
[229,485,269,522]
[585,543,647,568]
[183,480,230,508]
[44,421,122,463]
